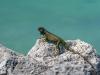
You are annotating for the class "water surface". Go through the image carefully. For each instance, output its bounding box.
[0,0,100,54]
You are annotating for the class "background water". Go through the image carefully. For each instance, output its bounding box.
[0,0,100,55]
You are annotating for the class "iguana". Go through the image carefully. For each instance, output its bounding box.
[38,27,97,74]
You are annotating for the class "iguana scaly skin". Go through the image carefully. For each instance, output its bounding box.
[38,27,97,74]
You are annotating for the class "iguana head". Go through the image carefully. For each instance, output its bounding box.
[38,27,46,35]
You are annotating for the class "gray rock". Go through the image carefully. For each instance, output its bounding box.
[0,38,100,75]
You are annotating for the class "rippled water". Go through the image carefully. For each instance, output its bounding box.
[0,0,100,54]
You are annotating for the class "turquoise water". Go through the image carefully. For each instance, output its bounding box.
[0,0,100,55]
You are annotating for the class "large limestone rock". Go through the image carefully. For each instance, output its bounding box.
[0,38,100,75]
[27,39,99,75]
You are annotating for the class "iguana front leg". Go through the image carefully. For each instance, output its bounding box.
[41,35,48,42]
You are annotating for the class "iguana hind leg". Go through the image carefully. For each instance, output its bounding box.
[55,41,61,55]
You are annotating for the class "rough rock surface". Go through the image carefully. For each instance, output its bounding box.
[0,38,100,75]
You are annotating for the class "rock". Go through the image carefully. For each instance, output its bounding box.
[0,38,100,75]
[27,39,98,75]
[0,43,51,75]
